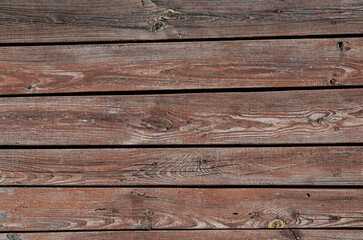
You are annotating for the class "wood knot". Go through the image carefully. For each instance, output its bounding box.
[61,16,76,24]
[160,9,182,16]
[150,21,166,32]
[268,219,285,228]
[293,211,300,217]
[329,78,337,85]
[330,215,341,220]
[337,41,344,50]
[150,9,182,32]
[166,124,174,130]
[337,41,350,51]
[248,212,259,219]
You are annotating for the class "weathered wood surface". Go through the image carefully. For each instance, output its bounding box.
[0,89,362,145]
[1,0,363,43]
[0,188,361,230]
[0,39,362,95]
[1,230,363,240]
[0,147,362,186]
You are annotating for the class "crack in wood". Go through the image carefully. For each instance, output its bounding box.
[288,229,300,240]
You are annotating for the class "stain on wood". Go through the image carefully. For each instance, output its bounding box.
[0,147,361,186]
[0,38,362,95]
[0,188,361,231]
[1,0,363,43]
[0,230,362,240]
[0,89,361,145]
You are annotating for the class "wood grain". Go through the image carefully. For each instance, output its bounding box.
[1,0,363,43]
[0,89,362,145]
[0,188,361,230]
[1,230,363,240]
[0,147,361,186]
[0,38,362,95]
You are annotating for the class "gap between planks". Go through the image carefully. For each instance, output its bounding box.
[1,33,363,47]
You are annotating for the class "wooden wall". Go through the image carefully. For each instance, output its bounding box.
[0,0,362,239]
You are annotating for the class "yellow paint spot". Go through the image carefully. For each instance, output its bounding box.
[160,9,183,16]
[268,219,285,229]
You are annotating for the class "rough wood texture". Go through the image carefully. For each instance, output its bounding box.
[1,0,363,43]
[0,188,361,230]
[0,89,362,145]
[0,39,362,95]
[0,147,361,186]
[1,230,363,240]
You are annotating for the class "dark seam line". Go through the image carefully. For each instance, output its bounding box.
[1,33,363,47]
[0,185,362,188]
[0,143,362,149]
[0,85,362,98]
[2,227,363,233]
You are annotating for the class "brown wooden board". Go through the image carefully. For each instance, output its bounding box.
[0,188,361,230]
[0,89,362,145]
[1,230,363,240]
[0,147,362,186]
[1,0,363,43]
[0,38,362,95]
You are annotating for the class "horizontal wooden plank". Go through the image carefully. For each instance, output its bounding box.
[0,89,362,145]
[1,230,363,240]
[0,188,362,230]
[0,147,361,186]
[1,0,363,43]
[1,39,362,95]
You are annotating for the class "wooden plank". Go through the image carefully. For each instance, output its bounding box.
[1,230,363,240]
[1,39,362,95]
[1,0,363,43]
[0,147,362,186]
[0,89,362,145]
[0,188,361,230]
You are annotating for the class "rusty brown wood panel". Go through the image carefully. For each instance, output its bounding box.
[1,0,363,43]
[0,89,362,145]
[0,147,362,186]
[0,39,361,95]
[0,188,362,230]
[1,230,363,240]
